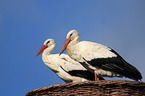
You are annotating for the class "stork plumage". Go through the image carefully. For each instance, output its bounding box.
[36,39,104,83]
[59,30,142,81]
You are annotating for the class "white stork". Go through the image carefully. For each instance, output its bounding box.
[59,30,142,81]
[36,39,104,83]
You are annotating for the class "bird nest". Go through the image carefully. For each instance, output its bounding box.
[26,80,145,96]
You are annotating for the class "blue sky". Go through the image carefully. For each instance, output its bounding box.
[0,0,145,96]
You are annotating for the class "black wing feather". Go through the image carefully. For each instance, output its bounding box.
[68,70,105,80]
[60,65,104,80]
[86,49,142,81]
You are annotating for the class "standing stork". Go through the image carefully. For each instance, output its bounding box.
[36,39,104,83]
[59,30,142,81]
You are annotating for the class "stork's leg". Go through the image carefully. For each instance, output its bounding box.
[94,72,99,81]
[82,58,100,81]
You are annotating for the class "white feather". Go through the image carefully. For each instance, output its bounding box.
[40,39,90,83]
[64,30,122,78]
[67,41,117,62]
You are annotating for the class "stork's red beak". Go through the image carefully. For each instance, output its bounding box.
[59,38,71,56]
[35,45,47,57]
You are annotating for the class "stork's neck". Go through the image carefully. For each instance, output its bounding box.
[66,36,80,58]
[68,36,80,49]
[42,44,56,60]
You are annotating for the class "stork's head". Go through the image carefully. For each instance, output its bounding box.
[66,30,80,41]
[59,30,80,56]
[36,39,56,57]
[43,39,56,47]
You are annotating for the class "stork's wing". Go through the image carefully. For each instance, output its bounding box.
[59,54,87,71]
[85,49,142,81]
[59,54,105,81]
[60,65,104,80]
[67,70,105,80]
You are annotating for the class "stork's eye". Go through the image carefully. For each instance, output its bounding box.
[46,41,50,44]
[70,33,73,37]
